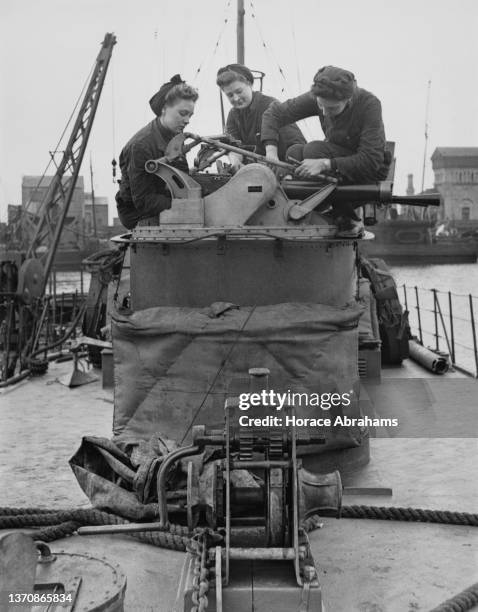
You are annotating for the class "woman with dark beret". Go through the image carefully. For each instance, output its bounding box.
[261,65,391,235]
[116,75,198,229]
[262,65,390,184]
[216,63,305,173]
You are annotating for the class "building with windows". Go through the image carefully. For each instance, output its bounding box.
[21,175,85,249]
[431,147,478,223]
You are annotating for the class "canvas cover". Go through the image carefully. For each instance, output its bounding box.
[111,301,365,450]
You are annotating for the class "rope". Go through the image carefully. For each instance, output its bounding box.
[340,505,478,526]
[2,505,476,605]
[301,514,323,533]
[303,507,478,530]
[0,508,189,534]
[301,507,478,611]
[0,507,60,516]
[130,530,189,552]
[35,521,80,542]
[429,583,478,612]
[0,507,192,552]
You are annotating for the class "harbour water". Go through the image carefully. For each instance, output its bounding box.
[389,262,478,296]
[390,263,478,376]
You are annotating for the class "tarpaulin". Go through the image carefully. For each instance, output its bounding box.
[111,301,365,452]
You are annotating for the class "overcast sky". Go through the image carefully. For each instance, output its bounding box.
[1,0,477,223]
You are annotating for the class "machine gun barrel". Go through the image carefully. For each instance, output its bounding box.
[283,181,441,207]
[390,194,441,207]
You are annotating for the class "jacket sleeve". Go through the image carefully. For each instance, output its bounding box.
[333,97,386,183]
[128,143,171,216]
[225,110,241,142]
[277,123,306,153]
[261,93,318,145]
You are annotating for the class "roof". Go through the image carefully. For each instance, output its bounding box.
[431,148,478,170]
[432,147,478,157]
[22,175,85,189]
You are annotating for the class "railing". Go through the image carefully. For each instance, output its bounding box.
[402,285,478,378]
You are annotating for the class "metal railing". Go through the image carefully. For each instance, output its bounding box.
[402,285,478,378]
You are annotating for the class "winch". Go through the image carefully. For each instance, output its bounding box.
[160,367,342,612]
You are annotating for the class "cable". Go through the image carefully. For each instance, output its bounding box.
[288,4,314,140]
[19,62,96,222]
[179,305,257,445]
[192,0,232,84]
[249,0,289,96]
[110,53,118,183]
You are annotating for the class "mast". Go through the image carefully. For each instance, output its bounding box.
[237,0,245,63]
[420,80,432,193]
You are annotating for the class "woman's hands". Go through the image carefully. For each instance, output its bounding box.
[294,158,331,178]
[229,152,244,174]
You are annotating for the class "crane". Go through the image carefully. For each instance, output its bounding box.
[0,33,116,383]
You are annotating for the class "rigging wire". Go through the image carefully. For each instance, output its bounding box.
[110,54,118,183]
[289,3,314,140]
[192,0,233,85]
[18,61,96,229]
[289,4,302,93]
[248,0,290,96]
[178,2,193,76]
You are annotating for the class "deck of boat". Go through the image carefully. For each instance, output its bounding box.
[1,359,477,611]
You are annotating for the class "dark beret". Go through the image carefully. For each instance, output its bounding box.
[311,66,356,101]
[217,63,254,84]
[149,74,185,116]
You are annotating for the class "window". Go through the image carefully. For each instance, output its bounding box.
[462,207,470,221]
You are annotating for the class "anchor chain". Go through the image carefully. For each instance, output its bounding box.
[187,530,211,612]
[186,528,224,612]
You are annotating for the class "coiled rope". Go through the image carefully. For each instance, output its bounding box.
[0,507,190,551]
[301,506,478,612]
[428,583,478,612]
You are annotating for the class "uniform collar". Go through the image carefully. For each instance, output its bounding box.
[155,118,176,141]
[236,90,261,114]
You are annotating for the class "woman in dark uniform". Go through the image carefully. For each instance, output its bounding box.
[216,63,305,173]
[116,75,198,229]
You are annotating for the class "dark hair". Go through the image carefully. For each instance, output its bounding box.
[164,83,199,107]
[149,75,198,116]
[216,63,254,87]
[310,66,356,101]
